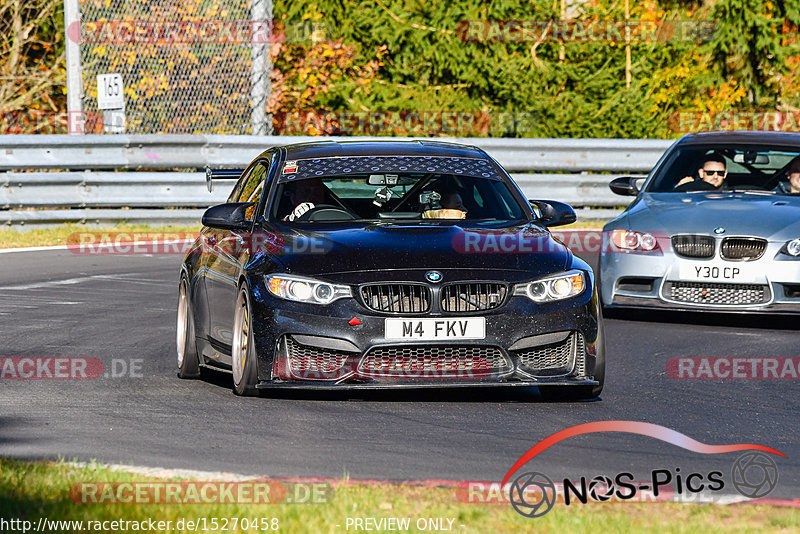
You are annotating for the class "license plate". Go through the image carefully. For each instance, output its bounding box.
[384,318,486,340]
[678,262,757,283]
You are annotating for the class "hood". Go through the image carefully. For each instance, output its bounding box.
[627,193,800,241]
[257,221,571,278]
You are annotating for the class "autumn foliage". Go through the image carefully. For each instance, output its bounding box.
[2,0,800,138]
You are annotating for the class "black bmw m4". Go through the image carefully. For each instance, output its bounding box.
[177,140,605,399]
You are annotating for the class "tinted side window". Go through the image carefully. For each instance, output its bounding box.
[236,163,268,220]
[226,171,247,202]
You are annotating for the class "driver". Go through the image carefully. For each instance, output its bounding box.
[422,190,468,219]
[283,178,328,221]
[675,154,727,190]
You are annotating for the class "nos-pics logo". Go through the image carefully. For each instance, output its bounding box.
[504,421,783,518]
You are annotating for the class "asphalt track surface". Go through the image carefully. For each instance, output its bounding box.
[1,248,798,500]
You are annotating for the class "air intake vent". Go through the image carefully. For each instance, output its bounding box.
[664,282,770,306]
[512,332,583,377]
[358,345,511,379]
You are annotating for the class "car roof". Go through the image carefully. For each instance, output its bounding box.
[677,131,800,147]
[256,139,490,161]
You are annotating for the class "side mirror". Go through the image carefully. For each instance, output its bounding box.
[201,202,254,231]
[609,176,640,196]
[529,199,577,227]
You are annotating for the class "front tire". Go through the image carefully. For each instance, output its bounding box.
[177,276,201,378]
[231,285,259,396]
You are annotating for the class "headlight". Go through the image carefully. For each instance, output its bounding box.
[513,270,586,303]
[610,229,658,251]
[784,238,800,257]
[267,275,351,304]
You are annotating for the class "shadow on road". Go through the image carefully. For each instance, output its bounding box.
[0,416,47,450]
[195,368,602,404]
[604,307,800,330]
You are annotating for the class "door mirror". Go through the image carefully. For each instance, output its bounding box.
[201,202,254,231]
[609,176,640,196]
[529,199,577,227]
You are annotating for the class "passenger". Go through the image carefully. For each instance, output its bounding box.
[773,156,800,194]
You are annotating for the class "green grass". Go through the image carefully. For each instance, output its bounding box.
[0,459,797,533]
[0,224,201,249]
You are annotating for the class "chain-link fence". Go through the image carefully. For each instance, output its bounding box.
[75,0,272,134]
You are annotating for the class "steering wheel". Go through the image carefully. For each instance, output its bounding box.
[674,179,717,192]
[295,204,357,222]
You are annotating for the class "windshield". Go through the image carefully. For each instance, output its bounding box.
[269,173,527,223]
[647,145,800,195]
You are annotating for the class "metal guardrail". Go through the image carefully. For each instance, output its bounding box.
[0,172,640,208]
[0,135,672,172]
[0,135,671,226]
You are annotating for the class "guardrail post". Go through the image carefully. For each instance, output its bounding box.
[250,0,273,136]
[64,0,84,135]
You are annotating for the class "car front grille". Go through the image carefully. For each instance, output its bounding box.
[512,332,584,377]
[671,235,715,258]
[720,237,767,261]
[358,345,511,379]
[664,282,770,306]
[360,284,431,313]
[441,283,507,312]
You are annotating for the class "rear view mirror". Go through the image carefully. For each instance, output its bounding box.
[529,199,577,227]
[609,176,640,196]
[368,174,399,185]
[367,174,414,186]
[201,202,254,231]
[733,152,769,164]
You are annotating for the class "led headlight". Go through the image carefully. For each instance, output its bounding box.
[267,275,351,304]
[610,229,658,251]
[784,238,800,257]
[513,270,586,303]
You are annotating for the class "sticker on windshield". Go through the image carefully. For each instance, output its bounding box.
[283,161,298,174]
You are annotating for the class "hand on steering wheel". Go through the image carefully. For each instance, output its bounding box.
[294,204,357,222]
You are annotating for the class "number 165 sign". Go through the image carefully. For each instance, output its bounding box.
[97,73,125,110]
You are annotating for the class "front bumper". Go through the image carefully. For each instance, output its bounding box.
[600,246,800,314]
[248,277,603,388]
[255,378,599,390]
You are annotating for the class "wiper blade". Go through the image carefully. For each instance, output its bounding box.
[723,189,775,195]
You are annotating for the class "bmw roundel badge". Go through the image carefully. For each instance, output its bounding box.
[425,271,443,283]
[714,227,726,234]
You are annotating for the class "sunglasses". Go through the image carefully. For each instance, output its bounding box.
[702,169,725,176]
